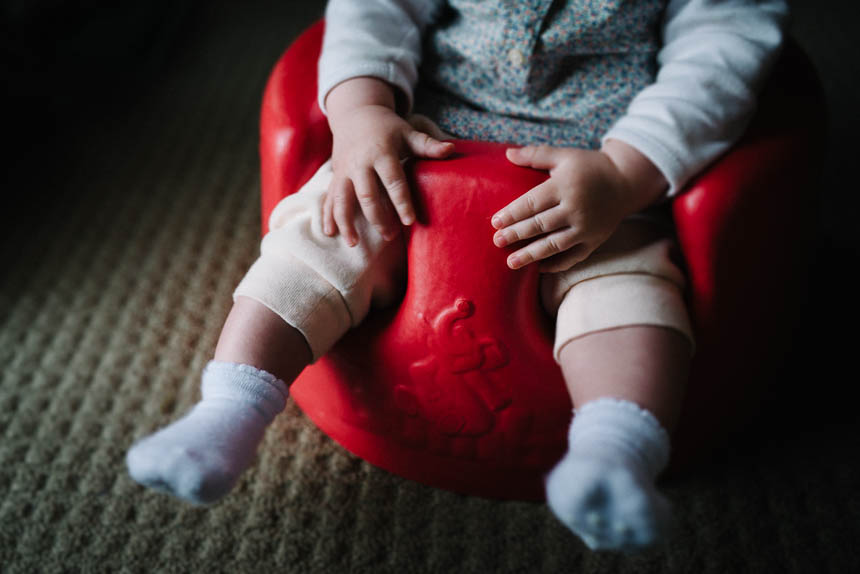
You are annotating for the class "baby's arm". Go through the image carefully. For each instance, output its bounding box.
[603,0,790,196]
[323,78,453,246]
[318,0,450,246]
[493,0,789,271]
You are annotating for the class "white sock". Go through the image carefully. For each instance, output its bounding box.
[545,398,673,551]
[126,361,288,504]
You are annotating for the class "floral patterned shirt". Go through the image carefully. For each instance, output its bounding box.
[413,0,665,149]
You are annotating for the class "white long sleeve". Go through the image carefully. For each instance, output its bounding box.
[603,0,789,196]
[317,0,444,115]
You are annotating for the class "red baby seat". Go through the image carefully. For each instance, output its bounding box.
[260,21,824,500]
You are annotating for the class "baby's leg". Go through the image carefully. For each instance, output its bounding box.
[126,298,309,504]
[541,220,694,551]
[547,327,690,550]
[127,160,405,504]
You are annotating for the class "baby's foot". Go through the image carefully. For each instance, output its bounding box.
[545,398,673,551]
[545,455,672,551]
[126,362,288,504]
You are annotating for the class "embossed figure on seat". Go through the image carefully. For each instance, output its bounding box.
[397,298,510,436]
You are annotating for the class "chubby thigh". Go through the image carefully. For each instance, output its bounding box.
[540,218,695,362]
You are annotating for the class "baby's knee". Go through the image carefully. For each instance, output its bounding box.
[542,234,693,362]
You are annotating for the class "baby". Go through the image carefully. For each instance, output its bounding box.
[127,0,788,551]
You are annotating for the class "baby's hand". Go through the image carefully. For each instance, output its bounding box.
[492,145,658,272]
[323,85,454,246]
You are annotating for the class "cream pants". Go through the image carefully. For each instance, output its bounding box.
[234,160,694,363]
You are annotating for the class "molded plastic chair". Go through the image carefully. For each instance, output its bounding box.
[259,21,825,500]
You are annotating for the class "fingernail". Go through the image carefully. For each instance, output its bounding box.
[402,214,414,226]
[507,255,519,269]
[491,215,502,229]
[493,232,507,247]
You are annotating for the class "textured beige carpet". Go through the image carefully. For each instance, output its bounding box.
[2,1,859,572]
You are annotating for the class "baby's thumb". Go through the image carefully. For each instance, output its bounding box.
[405,130,455,158]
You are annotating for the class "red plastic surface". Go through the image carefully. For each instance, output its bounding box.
[260,23,824,500]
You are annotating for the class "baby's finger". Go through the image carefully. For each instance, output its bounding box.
[493,205,569,248]
[491,181,557,229]
[405,129,455,159]
[375,156,415,226]
[506,227,578,270]
[332,178,359,246]
[505,145,563,170]
[354,168,397,241]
